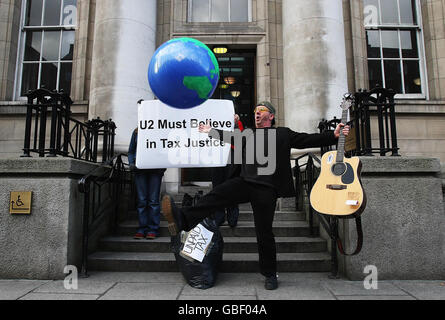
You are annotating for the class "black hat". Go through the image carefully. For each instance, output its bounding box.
[256,101,276,115]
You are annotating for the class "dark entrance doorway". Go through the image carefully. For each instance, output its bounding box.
[181,46,256,185]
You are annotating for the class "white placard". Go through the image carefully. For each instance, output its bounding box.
[136,99,234,169]
[180,224,214,263]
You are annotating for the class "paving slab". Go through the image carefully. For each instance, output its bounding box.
[99,283,184,300]
[180,273,259,296]
[0,280,50,300]
[34,280,115,295]
[19,293,99,300]
[323,280,407,296]
[86,271,186,284]
[178,295,258,300]
[336,295,415,300]
[256,280,336,300]
[276,272,332,282]
[1,273,445,300]
[392,281,445,300]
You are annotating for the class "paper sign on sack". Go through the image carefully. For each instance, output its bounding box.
[180,224,214,263]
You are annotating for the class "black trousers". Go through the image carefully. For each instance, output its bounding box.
[210,164,239,225]
[182,176,278,277]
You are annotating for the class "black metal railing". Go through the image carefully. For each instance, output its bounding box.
[78,153,134,277]
[293,88,400,277]
[351,86,400,156]
[292,113,356,278]
[293,152,341,278]
[21,88,116,163]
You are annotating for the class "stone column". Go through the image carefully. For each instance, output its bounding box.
[89,0,157,152]
[282,0,348,134]
[0,0,21,100]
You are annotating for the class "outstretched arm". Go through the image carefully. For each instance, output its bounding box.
[289,123,350,149]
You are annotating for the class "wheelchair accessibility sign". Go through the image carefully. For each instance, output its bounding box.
[9,191,32,215]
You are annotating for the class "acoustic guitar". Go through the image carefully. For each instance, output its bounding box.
[310,96,366,217]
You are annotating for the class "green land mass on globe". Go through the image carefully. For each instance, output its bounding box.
[183,76,213,99]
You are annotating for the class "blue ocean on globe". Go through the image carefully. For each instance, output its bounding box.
[148,37,220,109]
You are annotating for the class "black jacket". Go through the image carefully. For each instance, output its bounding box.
[209,127,337,197]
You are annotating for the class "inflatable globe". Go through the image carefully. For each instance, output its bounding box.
[148,38,220,109]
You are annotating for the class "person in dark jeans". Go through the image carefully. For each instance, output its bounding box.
[162,102,350,290]
[210,114,244,227]
[128,127,166,240]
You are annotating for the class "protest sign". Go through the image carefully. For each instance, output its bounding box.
[136,99,234,169]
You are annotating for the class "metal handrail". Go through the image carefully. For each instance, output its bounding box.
[292,152,341,278]
[21,88,116,163]
[352,86,400,157]
[292,153,321,234]
[78,153,133,277]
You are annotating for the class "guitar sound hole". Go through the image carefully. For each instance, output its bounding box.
[331,163,347,176]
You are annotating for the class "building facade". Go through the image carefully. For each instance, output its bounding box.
[1,0,444,191]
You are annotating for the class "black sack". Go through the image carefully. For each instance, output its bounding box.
[171,194,224,289]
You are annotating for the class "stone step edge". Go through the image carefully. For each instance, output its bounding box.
[99,236,326,243]
[118,220,313,228]
[88,251,331,261]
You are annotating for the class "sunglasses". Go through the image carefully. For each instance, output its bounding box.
[254,106,270,114]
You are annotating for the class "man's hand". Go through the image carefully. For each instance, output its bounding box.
[199,121,212,134]
[334,123,350,138]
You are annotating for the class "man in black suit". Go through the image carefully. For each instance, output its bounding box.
[162,101,350,290]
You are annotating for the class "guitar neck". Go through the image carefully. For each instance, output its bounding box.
[336,109,348,163]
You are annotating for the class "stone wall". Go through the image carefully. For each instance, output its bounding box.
[0,158,112,279]
[338,156,445,280]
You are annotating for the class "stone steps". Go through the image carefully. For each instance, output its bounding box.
[97,236,327,253]
[116,220,319,238]
[87,251,331,273]
[164,191,298,212]
[126,210,306,221]
[88,187,330,273]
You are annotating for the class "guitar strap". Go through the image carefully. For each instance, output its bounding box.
[336,216,363,256]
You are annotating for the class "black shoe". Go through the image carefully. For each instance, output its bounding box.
[161,193,184,236]
[226,207,239,228]
[264,275,278,290]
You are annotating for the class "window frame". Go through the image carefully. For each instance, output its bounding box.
[14,0,77,100]
[364,0,428,100]
[187,0,252,23]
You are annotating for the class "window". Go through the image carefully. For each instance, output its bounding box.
[363,0,426,98]
[188,0,251,22]
[17,0,77,97]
